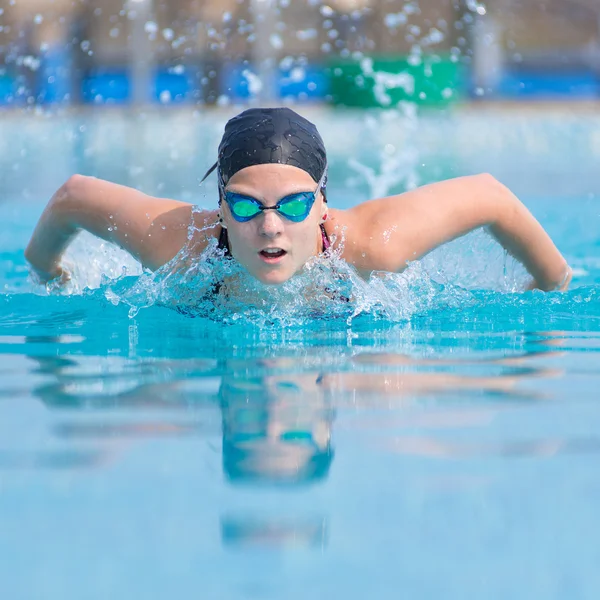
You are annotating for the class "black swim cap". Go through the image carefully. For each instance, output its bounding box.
[202,107,327,190]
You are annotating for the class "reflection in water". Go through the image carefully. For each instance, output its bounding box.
[221,514,328,550]
[0,450,105,469]
[220,375,334,485]
[17,332,583,478]
[384,436,600,460]
[53,422,212,439]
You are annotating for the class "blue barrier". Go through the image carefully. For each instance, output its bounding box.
[220,61,329,101]
[81,68,195,104]
[81,71,130,104]
[496,68,600,98]
[154,70,192,103]
[37,47,72,104]
[7,60,599,105]
[0,75,15,105]
[279,65,329,100]
[220,61,259,100]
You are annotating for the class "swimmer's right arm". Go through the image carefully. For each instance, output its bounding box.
[25,175,216,281]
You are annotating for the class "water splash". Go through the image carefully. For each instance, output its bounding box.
[347,103,420,198]
[25,220,536,329]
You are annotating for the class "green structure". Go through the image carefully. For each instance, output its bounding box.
[328,55,465,108]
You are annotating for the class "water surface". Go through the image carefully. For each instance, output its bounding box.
[1,109,599,599]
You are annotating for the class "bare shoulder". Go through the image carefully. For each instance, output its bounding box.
[188,208,221,251]
[65,175,222,269]
[156,207,221,273]
[322,207,363,257]
[323,175,502,275]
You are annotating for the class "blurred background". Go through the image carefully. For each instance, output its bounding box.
[0,0,598,108]
[2,0,600,209]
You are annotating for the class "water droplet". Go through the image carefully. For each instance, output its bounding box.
[33,14,43,25]
[384,13,407,28]
[290,67,305,82]
[404,2,419,15]
[280,56,294,70]
[296,28,317,41]
[144,21,158,35]
[465,0,487,15]
[269,33,283,49]
[158,90,171,104]
[425,27,444,45]
[20,55,41,71]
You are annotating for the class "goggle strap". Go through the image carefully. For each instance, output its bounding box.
[200,161,218,184]
[204,161,327,206]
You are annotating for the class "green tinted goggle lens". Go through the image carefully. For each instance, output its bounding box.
[233,200,260,218]
[280,199,309,217]
[224,192,314,222]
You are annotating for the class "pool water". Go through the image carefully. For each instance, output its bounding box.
[1,108,600,599]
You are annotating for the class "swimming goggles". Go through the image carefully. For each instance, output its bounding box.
[221,166,328,223]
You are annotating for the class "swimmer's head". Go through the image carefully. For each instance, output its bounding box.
[219,373,334,486]
[203,107,328,192]
[203,108,330,285]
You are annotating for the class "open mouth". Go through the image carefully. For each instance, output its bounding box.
[260,248,287,259]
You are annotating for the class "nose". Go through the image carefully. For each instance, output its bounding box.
[258,209,284,238]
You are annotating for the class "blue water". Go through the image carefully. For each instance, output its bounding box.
[2,109,600,599]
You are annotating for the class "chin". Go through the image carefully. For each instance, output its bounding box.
[253,268,294,285]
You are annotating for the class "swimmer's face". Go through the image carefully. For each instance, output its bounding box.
[221,164,326,284]
[220,372,332,483]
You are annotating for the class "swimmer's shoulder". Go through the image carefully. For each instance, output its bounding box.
[162,207,220,273]
[323,207,368,263]
[323,202,411,275]
[187,208,221,254]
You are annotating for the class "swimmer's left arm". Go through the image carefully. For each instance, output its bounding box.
[345,174,571,291]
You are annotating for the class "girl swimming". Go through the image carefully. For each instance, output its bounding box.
[25,107,572,292]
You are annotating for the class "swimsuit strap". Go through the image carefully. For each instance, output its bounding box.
[217,226,231,256]
[320,223,331,252]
